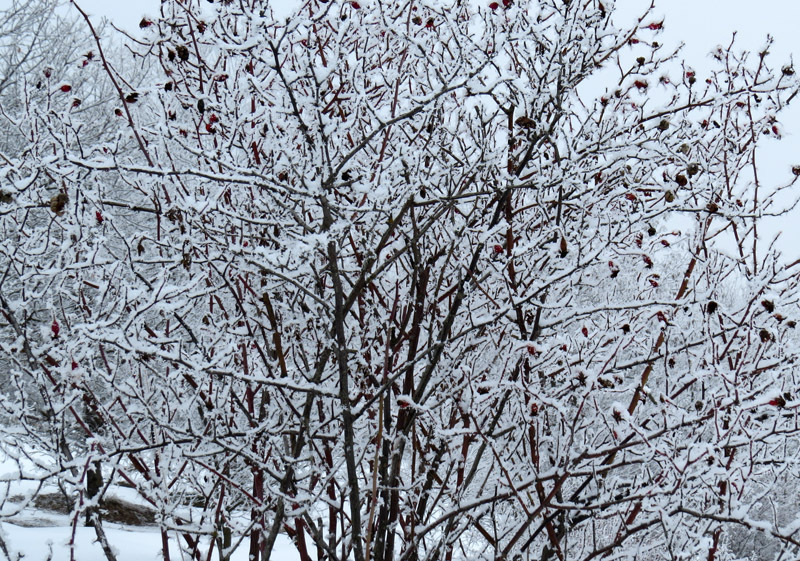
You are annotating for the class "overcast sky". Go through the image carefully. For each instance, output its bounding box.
[5,0,800,259]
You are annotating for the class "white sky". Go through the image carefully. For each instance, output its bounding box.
[4,0,800,259]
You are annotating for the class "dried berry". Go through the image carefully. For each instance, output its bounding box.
[176,45,190,62]
[515,116,536,129]
[769,395,786,408]
[675,174,687,187]
[49,192,68,215]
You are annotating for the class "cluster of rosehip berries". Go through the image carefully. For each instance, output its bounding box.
[488,0,512,10]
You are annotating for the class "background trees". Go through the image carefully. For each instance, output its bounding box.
[1,1,800,561]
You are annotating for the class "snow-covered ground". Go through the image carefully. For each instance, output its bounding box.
[0,455,301,561]
[1,523,301,561]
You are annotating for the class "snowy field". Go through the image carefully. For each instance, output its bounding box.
[0,456,301,561]
[1,524,301,561]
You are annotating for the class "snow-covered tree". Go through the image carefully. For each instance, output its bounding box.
[2,1,800,560]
